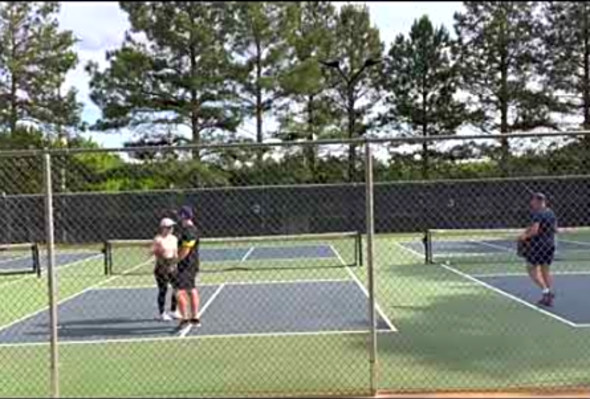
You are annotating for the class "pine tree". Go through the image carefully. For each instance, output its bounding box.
[329,4,383,182]
[277,1,338,177]
[86,2,242,163]
[541,2,590,131]
[231,1,294,149]
[382,15,466,179]
[454,1,558,175]
[0,2,81,136]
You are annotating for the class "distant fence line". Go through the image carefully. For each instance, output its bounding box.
[2,175,588,244]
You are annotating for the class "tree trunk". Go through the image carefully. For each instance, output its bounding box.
[9,20,17,136]
[9,77,17,136]
[422,140,429,180]
[499,52,510,177]
[582,4,590,151]
[421,82,429,180]
[189,36,200,186]
[306,94,316,180]
[347,86,356,182]
[255,38,264,163]
[583,7,590,132]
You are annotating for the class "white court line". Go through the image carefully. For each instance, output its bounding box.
[330,245,398,333]
[0,258,153,334]
[469,239,514,253]
[0,328,395,349]
[0,253,103,289]
[197,284,225,319]
[93,278,352,291]
[558,238,590,248]
[438,262,581,328]
[472,270,590,278]
[240,247,255,262]
[394,241,424,259]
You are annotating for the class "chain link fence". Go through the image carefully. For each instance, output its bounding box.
[1,133,590,397]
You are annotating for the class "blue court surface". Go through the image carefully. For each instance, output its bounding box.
[400,238,590,258]
[0,280,395,345]
[399,238,590,327]
[0,251,100,274]
[472,273,590,326]
[199,244,338,263]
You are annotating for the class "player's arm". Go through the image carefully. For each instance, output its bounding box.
[151,237,162,258]
[177,233,197,261]
[521,223,540,240]
[520,213,542,241]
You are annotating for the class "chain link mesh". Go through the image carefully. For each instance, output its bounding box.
[1,134,590,396]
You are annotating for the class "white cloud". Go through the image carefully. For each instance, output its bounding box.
[57,1,464,148]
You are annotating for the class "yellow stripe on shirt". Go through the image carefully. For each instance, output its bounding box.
[181,240,196,249]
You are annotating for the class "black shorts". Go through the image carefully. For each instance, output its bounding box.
[172,265,198,290]
[526,246,555,267]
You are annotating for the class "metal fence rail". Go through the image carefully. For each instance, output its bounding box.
[1,133,590,397]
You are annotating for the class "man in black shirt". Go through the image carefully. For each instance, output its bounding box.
[173,206,201,334]
[519,193,557,307]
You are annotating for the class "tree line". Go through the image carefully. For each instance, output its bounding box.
[0,1,589,193]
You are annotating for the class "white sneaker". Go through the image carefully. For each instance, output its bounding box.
[160,312,172,321]
[170,310,182,320]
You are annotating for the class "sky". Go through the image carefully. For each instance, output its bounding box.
[57,1,464,148]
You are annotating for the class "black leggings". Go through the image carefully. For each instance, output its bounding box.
[155,270,177,314]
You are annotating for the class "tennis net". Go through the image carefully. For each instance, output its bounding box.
[424,227,590,265]
[104,231,363,276]
[0,242,40,276]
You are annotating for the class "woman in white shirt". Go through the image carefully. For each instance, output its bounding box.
[152,218,181,321]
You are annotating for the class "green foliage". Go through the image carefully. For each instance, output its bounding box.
[454,2,558,135]
[276,2,339,176]
[329,4,384,181]
[278,1,338,137]
[382,15,467,178]
[231,2,294,144]
[0,2,81,135]
[541,2,590,130]
[87,2,242,148]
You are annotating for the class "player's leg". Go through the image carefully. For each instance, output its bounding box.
[539,247,555,306]
[164,269,180,319]
[169,288,180,319]
[189,268,200,325]
[173,271,193,334]
[527,265,547,290]
[527,248,551,306]
[154,270,172,321]
[189,288,200,325]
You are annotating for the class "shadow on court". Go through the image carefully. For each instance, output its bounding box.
[0,280,393,344]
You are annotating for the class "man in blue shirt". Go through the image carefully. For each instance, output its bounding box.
[519,193,557,307]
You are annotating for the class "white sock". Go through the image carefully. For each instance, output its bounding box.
[542,288,550,294]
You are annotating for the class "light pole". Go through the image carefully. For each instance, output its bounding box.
[320,58,381,181]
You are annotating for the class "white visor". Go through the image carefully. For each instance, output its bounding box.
[159,218,176,228]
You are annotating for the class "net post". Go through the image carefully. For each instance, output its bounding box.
[423,229,432,264]
[364,141,378,396]
[107,241,113,275]
[43,151,59,398]
[102,241,110,276]
[357,231,364,267]
[33,243,41,278]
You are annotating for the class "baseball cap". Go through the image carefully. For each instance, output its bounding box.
[159,218,176,228]
[177,206,194,220]
[532,192,546,201]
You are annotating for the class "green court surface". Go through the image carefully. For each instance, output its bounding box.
[1,233,590,397]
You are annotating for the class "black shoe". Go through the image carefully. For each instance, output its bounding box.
[190,318,201,327]
[537,293,553,307]
[545,292,554,307]
[175,320,192,335]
